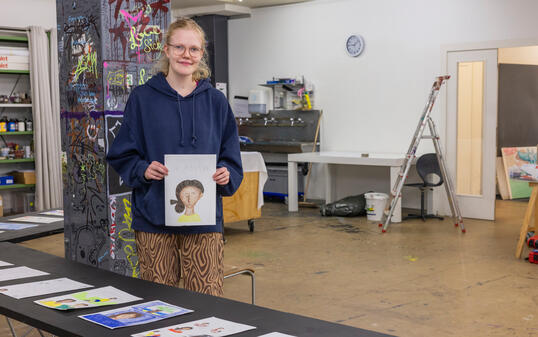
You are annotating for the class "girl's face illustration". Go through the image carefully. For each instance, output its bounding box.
[179,186,203,208]
[111,312,139,320]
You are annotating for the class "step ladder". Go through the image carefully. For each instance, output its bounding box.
[380,75,465,233]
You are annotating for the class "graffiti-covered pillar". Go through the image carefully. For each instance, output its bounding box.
[57,0,170,276]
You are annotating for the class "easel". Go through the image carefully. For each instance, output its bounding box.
[515,181,538,259]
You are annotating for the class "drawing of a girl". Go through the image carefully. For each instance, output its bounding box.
[170,179,204,223]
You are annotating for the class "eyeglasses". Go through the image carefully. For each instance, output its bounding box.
[167,43,202,58]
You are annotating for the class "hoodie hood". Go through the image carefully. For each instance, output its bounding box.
[146,72,212,99]
[146,72,213,146]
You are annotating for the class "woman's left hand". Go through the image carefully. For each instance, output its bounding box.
[213,167,230,185]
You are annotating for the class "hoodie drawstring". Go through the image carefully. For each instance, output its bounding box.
[177,94,184,146]
[191,93,197,146]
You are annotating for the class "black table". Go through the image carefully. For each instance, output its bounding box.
[0,243,395,337]
[0,209,64,243]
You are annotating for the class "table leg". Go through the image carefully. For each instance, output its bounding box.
[325,163,335,203]
[288,161,298,212]
[390,166,402,223]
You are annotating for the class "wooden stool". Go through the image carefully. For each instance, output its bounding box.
[515,182,538,258]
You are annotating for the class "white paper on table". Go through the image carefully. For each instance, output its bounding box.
[10,216,62,224]
[0,266,49,282]
[258,333,297,337]
[164,154,216,227]
[35,286,142,310]
[0,277,93,299]
[0,231,4,234]
[0,222,38,230]
[39,210,64,217]
[0,260,13,267]
[131,316,256,337]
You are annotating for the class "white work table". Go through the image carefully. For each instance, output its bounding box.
[287,151,406,222]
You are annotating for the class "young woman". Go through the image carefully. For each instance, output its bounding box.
[106,18,243,296]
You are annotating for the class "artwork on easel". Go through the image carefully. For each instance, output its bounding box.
[501,147,538,199]
[164,154,216,227]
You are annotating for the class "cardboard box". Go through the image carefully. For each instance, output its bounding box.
[0,195,3,217]
[11,170,36,184]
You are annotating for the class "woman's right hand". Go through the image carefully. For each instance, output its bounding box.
[144,161,169,181]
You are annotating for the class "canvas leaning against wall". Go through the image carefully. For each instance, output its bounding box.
[501,147,538,199]
[164,155,216,227]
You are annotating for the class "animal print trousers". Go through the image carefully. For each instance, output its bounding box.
[135,231,224,296]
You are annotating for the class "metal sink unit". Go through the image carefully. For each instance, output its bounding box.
[240,140,316,154]
[237,110,321,197]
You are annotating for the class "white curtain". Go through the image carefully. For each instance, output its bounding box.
[27,26,62,210]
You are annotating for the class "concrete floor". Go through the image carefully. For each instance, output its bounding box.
[2,199,538,337]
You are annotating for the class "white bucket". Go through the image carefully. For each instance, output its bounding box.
[364,192,389,221]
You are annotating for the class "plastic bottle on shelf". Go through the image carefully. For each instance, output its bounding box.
[25,119,33,131]
[0,117,7,132]
[7,119,16,132]
[18,120,25,132]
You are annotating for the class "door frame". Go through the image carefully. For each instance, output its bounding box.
[437,38,538,219]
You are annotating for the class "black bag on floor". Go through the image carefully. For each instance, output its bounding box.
[319,193,367,217]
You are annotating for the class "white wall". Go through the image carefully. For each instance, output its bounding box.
[229,0,538,154]
[1,0,57,30]
[229,0,538,206]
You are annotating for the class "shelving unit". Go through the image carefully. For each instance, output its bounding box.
[0,35,28,43]
[259,78,314,111]
[0,158,34,164]
[0,70,29,74]
[0,184,35,190]
[0,131,33,135]
[0,31,35,215]
[0,104,32,108]
[0,158,35,164]
[260,83,305,110]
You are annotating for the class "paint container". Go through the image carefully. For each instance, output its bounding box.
[24,146,31,158]
[7,120,16,132]
[0,147,9,157]
[364,192,389,222]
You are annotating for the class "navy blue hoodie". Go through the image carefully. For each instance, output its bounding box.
[106,72,243,234]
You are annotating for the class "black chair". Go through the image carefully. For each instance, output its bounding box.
[404,153,444,221]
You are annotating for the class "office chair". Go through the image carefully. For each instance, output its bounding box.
[404,153,444,221]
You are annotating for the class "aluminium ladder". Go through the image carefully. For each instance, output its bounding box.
[380,75,465,233]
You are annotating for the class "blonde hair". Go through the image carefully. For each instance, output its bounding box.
[155,18,211,81]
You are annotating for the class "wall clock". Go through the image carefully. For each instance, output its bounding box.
[346,34,365,57]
